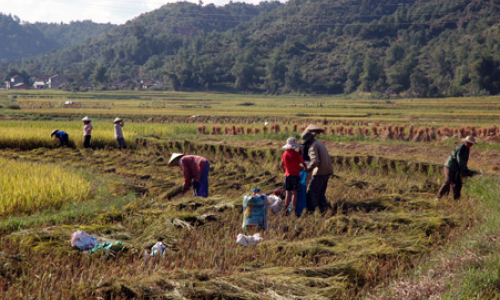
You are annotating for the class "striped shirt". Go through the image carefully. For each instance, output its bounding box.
[180,155,208,186]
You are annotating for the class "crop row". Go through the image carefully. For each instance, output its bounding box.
[0,156,91,216]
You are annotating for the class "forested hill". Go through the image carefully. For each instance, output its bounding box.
[4,0,500,97]
[31,21,116,49]
[0,14,115,60]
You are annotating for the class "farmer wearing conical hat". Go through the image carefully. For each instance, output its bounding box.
[51,129,70,148]
[82,116,93,148]
[113,117,126,149]
[437,136,477,200]
[169,153,210,198]
[300,124,325,163]
[301,131,333,214]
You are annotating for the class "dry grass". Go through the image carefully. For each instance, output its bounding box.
[0,136,467,299]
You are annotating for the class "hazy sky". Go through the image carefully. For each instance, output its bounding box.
[1,0,284,25]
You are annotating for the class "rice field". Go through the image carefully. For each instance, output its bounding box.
[0,91,499,299]
[0,157,92,216]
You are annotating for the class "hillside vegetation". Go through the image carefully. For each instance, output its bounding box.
[2,0,500,96]
[0,14,115,60]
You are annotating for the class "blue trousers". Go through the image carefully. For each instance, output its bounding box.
[193,162,209,198]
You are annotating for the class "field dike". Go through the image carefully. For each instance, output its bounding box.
[0,139,473,299]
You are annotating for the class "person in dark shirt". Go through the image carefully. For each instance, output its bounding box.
[436,136,476,200]
[51,129,70,148]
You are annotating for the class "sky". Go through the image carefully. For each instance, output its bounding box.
[0,0,282,25]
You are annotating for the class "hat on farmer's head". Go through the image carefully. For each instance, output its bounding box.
[273,188,282,196]
[462,136,477,145]
[252,187,261,193]
[113,117,123,123]
[304,124,325,134]
[168,153,184,166]
[283,137,298,150]
[51,129,59,137]
[300,131,315,144]
[82,116,91,122]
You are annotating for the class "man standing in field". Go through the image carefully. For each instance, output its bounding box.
[436,136,477,200]
[51,129,70,148]
[168,153,210,198]
[113,117,126,149]
[280,137,307,216]
[301,131,333,214]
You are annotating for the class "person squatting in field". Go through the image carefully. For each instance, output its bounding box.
[242,187,268,234]
[82,116,93,148]
[51,129,69,148]
[113,117,126,149]
[280,137,307,216]
[436,135,477,200]
[169,153,210,198]
[301,131,333,214]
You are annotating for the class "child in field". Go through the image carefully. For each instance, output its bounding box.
[113,117,126,149]
[242,188,268,233]
[280,137,307,216]
[82,116,93,148]
[51,129,70,148]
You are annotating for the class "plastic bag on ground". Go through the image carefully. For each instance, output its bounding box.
[89,241,123,254]
[236,233,263,247]
[71,230,100,250]
[151,242,167,256]
[267,195,283,214]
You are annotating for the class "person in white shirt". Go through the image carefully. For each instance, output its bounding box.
[82,116,93,148]
[113,117,126,149]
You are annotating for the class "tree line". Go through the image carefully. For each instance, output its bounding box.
[2,0,500,97]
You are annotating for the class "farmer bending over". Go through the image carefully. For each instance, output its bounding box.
[168,153,210,198]
[437,136,477,200]
[51,129,70,148]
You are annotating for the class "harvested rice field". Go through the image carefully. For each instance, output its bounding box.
[1,91,500,299]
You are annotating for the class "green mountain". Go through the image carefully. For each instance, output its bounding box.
[0,14,115,60]
[3,0,500,97]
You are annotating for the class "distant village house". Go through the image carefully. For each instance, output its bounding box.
[32,81,46,89]
[48,74,68,89]
[4,75,25,89]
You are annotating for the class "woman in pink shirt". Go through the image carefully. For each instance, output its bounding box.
[82,116,93,148]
